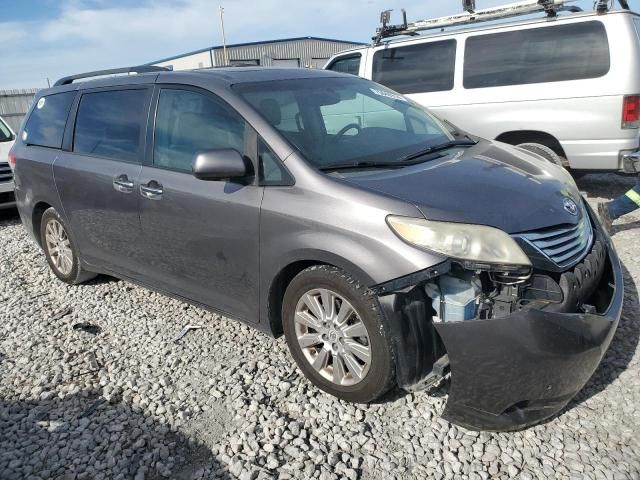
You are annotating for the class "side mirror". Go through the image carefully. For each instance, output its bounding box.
[192,149,248,181]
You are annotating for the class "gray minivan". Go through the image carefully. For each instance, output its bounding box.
[10,66,622,430]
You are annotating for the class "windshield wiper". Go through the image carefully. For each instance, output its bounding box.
[319,161,407,172]
[320,149,454,172]
[398,139,477,163]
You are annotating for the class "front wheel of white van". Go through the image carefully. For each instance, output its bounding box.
[517,143,566,168]
[282,265,396,403]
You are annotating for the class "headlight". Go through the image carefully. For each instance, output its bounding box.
[387,215,531,268]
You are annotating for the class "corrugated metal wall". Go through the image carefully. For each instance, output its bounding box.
[211,38,363,68]
[0,89,39,132]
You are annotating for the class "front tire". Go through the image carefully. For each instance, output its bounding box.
[517,142,566,168]
[282,265,395,403]
[40,207,96,285]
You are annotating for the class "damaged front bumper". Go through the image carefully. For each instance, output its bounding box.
[376,227,623,431]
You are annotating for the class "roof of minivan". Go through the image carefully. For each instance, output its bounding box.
[338,8,639,53]
[187,67,343,84]
[43,67,345,95]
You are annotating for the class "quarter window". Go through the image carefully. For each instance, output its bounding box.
[326,55,361,75]
[258,139,292,186]
[154,89,246,172]
[372,40,456,94]
[23,92,75,149]
[463,21,610,89]
[74,89,148,162]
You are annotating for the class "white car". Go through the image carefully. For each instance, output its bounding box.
[0,115,16,209]
[325,2,640,173]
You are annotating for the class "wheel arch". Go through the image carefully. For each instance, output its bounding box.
[495,130,567,159]
[265,252,376,337]
[32,201,52,248]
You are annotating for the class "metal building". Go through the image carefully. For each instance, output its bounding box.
[0,89,39,132]
[150,36,365,70]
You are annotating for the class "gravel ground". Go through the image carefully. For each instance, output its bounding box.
[0,174,639,480]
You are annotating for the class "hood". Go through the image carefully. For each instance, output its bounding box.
[335,140,583,234]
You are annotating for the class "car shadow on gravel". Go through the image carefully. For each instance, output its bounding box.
[575,173,636,200]
[611,220,640,235]
[0,392,230,480]
[0,207,19,225]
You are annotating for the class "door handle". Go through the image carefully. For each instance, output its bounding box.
[140,180,163,200]
[113,174,135,193]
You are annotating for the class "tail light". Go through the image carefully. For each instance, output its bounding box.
[8,152,16,172]
[622,95,640,129]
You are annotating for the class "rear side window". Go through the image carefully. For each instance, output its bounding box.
[73,89,148,162]
[464,21,610,89]
[372,40,456,94]
[23,92,75,148]
[326,55,361,75]
[153,89,246,172]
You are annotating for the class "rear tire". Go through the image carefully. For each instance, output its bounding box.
[517,142,566,168]
[282,265,395,403]
[40,207,96,285]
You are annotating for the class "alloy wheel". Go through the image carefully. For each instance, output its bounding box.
[294,288,371,386]
[45,219,74,276]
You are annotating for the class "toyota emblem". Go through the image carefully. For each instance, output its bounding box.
[563,197,578,216]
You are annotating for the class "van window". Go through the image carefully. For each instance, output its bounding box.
[23,92,75,149]
[464,21,610,89]
[326,55,361,75]
[372,40,456,94]
[74,89,148,162]
[153,89,246,172]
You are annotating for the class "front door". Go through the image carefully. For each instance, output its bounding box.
[53,87,151,277]
[137,87,263,322]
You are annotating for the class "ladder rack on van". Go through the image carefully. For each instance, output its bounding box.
[54,65,171,87]
[373,0,630,43]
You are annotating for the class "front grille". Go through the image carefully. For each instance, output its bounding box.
[0,162,12,183]
[518,213,593,269]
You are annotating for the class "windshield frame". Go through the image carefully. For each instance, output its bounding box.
[232,76,458,172]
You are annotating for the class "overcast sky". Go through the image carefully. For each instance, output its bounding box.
[0,0,635,89]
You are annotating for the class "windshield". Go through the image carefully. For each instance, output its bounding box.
[0,117,12,143]
[234,77,455,170]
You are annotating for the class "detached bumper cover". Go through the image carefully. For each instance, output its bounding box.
[377,228,622,431]
[436,238,622,431]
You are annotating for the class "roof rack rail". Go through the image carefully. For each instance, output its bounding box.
[53,65,171,87]
[372,0,624,43]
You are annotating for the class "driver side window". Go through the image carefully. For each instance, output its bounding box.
[154,89,246,172]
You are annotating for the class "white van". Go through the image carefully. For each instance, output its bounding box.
[0,115,16,209]
[325,5,640,173]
